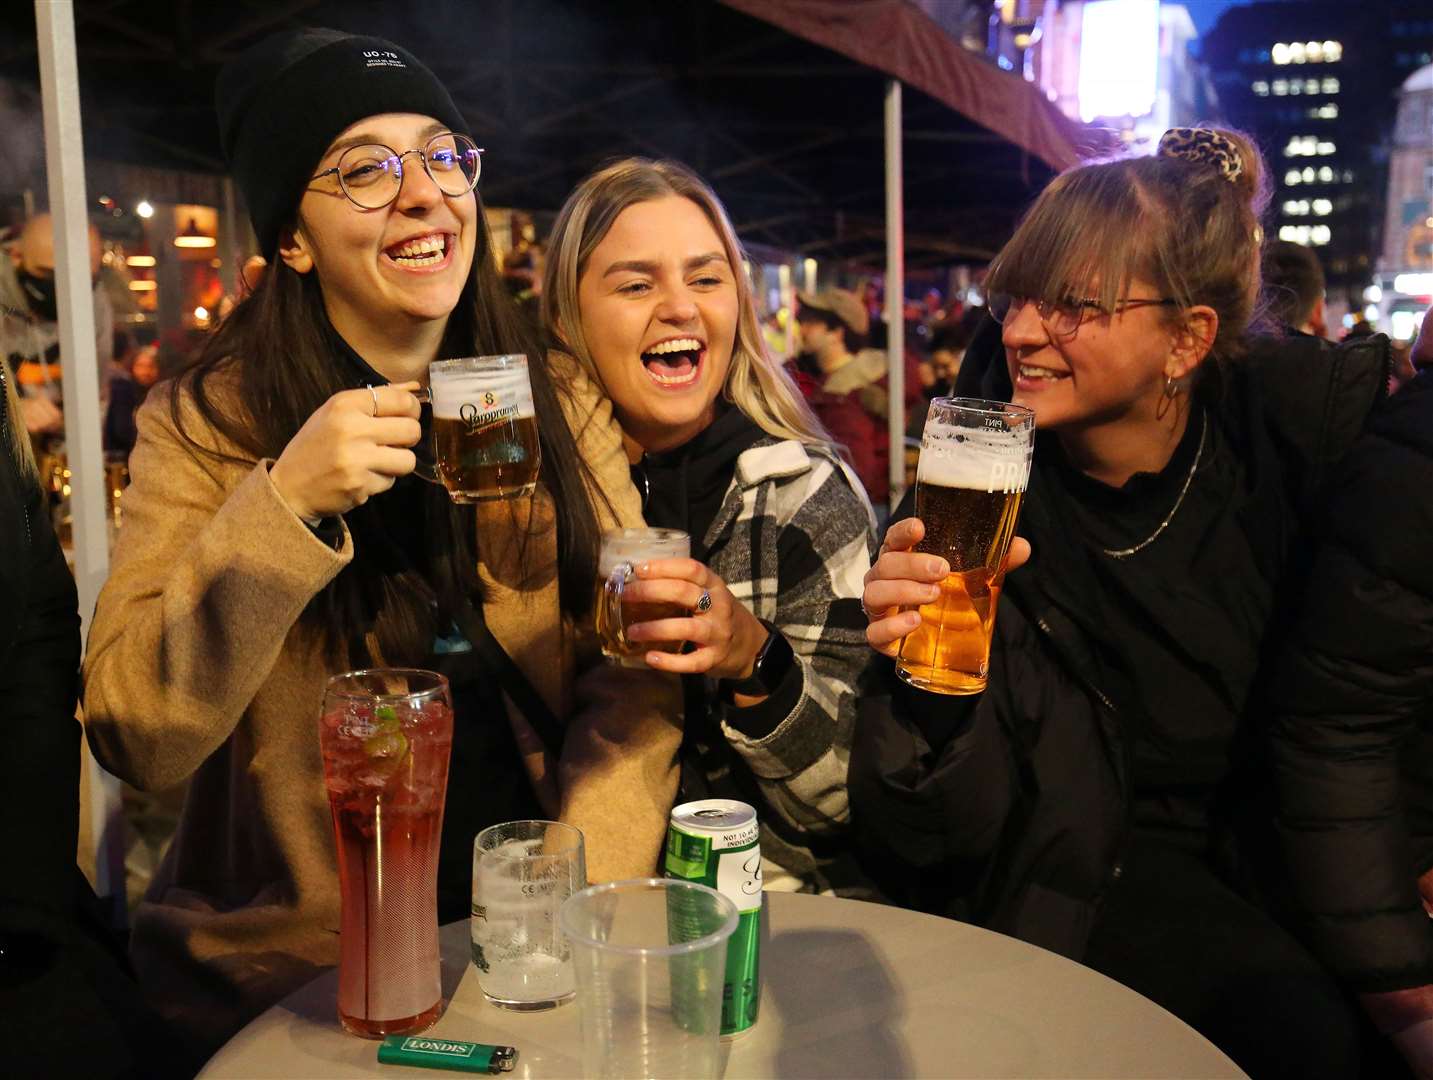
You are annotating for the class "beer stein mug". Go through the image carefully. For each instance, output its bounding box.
[896,398,1034,696]
[413,354,541,501]
[595,528,691,667]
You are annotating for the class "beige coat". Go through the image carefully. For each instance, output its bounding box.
[82,359,680,1055]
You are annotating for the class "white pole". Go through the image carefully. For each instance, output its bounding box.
[884,79,906,511]
[35,0,124,919]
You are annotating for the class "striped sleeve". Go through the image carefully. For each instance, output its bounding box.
[719,450,876,837]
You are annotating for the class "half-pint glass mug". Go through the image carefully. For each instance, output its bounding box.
[595,528,691,667]
[318,669,454,1038]
[896,398,1034,696]
[413,354,541,501]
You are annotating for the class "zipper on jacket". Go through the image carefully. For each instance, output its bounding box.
[1033,612,1133,897]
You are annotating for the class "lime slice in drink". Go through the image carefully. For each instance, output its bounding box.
[364,729,409,760]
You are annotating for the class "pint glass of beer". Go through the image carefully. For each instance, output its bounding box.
[596,528,691,667]
[419,355,541,501]
[896,398,1034,696]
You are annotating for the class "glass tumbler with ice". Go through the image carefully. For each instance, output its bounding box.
[471,820,586,1010]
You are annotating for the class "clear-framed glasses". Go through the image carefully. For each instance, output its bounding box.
[311,132,484,210]
[989,292,1177,339]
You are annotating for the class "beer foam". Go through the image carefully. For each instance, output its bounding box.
[917,429,1032,493]
[429,367,535,422]
[599,530,690,573]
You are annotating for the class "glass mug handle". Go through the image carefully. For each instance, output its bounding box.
[405,386,441,485]
[601,561,634,652]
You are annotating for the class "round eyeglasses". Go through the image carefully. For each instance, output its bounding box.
[989,292,1176,339]
[310,132,484,210]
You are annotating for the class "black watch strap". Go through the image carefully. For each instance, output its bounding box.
[722,620,794,698]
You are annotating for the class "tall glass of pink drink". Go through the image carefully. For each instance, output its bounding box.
[319,669,453,1038]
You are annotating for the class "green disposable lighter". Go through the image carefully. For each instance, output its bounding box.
[377,1035,517,1074]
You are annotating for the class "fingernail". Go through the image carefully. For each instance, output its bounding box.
[906,612,921,627]
[926,585,941,601]
[635,562,649,575]
[926,558,948,576]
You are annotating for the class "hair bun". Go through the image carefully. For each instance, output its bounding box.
[1157,128,1244,183]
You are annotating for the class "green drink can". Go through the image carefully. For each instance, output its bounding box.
[664,798,762,1038]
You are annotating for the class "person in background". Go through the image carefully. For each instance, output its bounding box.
[794,287,901,505]
[0,356,179,1077]
[852,127,1391,1078]
[1262,239,1327,338]
[0,213,114,439]
[82,29,679,1064]
[541,158,877,894]
[1269,306,1433,1080]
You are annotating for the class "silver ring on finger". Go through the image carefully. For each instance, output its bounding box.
[694,589,713,614]
[860,596,883,621]
[368,384,380,415]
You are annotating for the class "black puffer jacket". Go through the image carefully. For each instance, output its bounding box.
[1270,368,1433,994]
[850,319,1389,959]
[0,366,179,1078]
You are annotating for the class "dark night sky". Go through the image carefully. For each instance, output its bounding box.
[1185,0,1256,35]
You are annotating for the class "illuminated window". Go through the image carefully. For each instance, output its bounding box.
[1285,135,1320,157]
[1272,42,1291,65]
[1304,79,1319,94]
[1279,225,1310,243]
[1324,41,1342,63]
[1323,77,1340,93]
[1318,166,1334,182]
[1311,224,1332,245]
[1317,141,1336,155]
[1306,41,1323,63]
[1312,199,1333,215]
[1285,169,1302,185]
[1309,103,1338,119]
[1273,79,1289,95]
[1283,200,1311,216]
[1253,80,1270,96]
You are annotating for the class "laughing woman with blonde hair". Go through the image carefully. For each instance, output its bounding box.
[542,158,877,893]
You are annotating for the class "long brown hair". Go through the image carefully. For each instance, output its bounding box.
[541,157,832,448]
[987,127,1270,372]
[175,197,602,665]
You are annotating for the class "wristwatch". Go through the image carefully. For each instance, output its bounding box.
[721,620,794,699]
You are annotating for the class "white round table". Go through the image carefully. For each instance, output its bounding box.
[199,892,1245,1079]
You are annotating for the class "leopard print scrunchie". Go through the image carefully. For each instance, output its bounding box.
[1157,127,1242,183]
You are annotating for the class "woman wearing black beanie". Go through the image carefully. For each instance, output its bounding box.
[81,28,680,1061]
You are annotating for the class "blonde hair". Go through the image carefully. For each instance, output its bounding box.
[2,356,37,485]
[540,158,832,449]
[987,127,1270,367]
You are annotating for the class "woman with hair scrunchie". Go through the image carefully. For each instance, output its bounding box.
[851,127,1395,1077]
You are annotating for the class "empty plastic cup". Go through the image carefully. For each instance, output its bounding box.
[560,878,738,1079]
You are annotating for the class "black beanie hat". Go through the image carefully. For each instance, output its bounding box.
[216,28,467,256]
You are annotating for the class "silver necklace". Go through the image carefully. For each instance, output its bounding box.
[1101,414,1207,560]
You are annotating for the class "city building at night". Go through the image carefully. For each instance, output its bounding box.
[1202,1,1433,311]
